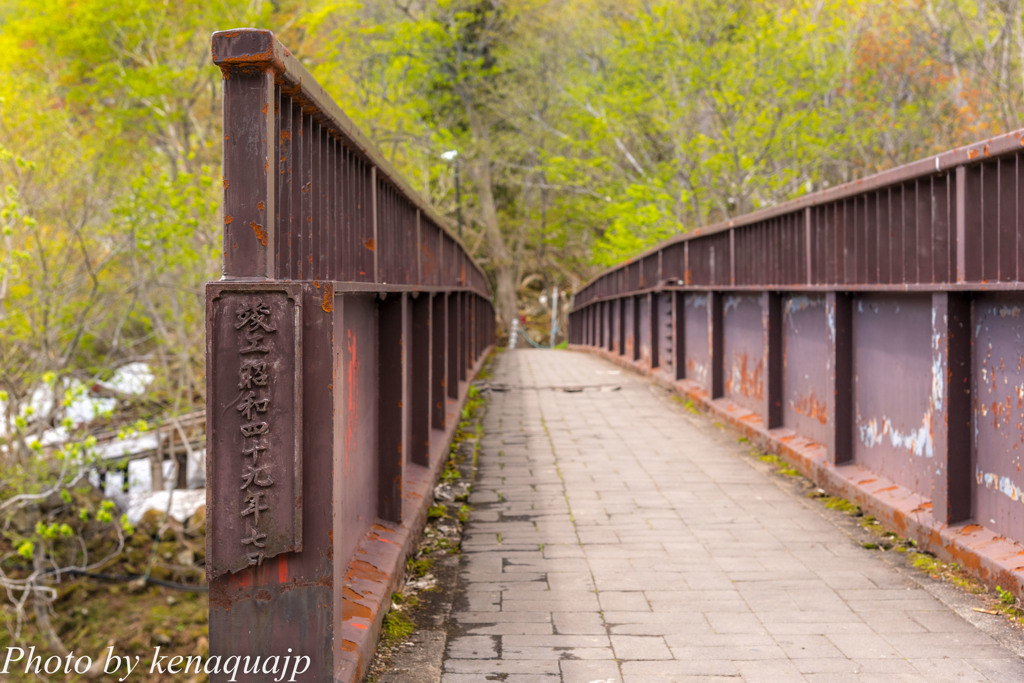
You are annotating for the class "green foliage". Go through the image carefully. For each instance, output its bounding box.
[381,608,415,641]
[406,556,434,578]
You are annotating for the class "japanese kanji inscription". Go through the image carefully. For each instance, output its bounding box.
[206,284,302,578]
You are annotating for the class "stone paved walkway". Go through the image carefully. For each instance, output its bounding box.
[441,349,1024,682]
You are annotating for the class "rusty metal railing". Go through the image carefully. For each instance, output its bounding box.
[205,29,494,682]
[570,131,1024,598]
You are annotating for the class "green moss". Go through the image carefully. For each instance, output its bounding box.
[381,608,414,642]
[822,496,862,516]
[406,556,434,577]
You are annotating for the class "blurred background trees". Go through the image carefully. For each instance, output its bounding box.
[1,0,1019,449]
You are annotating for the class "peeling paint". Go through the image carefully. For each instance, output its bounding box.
[250,221,268,247]
[976,467,1024,504]
[784,295,820,315]
[857,411,934,458]
[791,391,828,425]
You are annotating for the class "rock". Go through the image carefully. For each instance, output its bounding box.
[136,508,167,537]
[434,518,460,539]
[433,483,456,502]
[153,631,172,646]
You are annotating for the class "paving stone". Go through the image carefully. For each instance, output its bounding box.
[559,660,622,683]
[552,612,607,635]
[609,635,673,660]
[446,635,498,659]
[597,591,650,612]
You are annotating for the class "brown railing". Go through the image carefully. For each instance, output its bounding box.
[206,29,494,683]
[570,130,1024,598]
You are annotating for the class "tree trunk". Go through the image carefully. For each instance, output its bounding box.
[461,94,517,332]
[467,155,517,332]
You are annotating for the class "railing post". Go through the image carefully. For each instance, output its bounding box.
[673,291,686,380]
[931,292,973,523]
[762,292,783,428]
[825,292,853,465]
[709,291,724,398]
[219,66,275,279]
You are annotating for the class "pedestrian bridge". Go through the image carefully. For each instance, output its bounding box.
[204,28,1024,682]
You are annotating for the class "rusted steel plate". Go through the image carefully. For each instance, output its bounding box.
[638,295,652,365]
[335,293,380,568]
[781,295,830,446]
[852,294,935,498]
[655,292,672,372]
[972,293,1024,541]
[722,294,764,415]
[683,294,710,389]
[206,283,303,578]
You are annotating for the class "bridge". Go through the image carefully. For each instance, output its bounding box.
[206,29,1024,682]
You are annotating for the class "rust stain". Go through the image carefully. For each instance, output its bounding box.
[791,391,828,425]
[224,215,233,225]
[250,222,268,246]
[322,284,334,313]
[257,201,265,211]
[281,130,291,142]
[223,178,229,189]
[364,238,376,251]
[960,524,985,534]
[346,329,359,476]
[342,597,372,621]
[727,353,763,400]
[342,640,358,652]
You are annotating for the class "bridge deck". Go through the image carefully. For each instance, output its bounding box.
[443,350,1024,682]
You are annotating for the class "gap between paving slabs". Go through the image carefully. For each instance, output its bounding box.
[667,390,1024,658]
[363,370,490,682]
